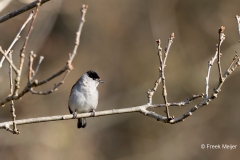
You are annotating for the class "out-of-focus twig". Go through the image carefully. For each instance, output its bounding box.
[0,47,18,73]
[236,15,240,41]
[31,56,44,80]
[9,52,20,134]
[28,51,36,82]
[0,0,50,23]
[14,0,42,97]
[0,4,88,106]
[0,12,34,68]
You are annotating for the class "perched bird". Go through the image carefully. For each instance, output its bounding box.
[68,70,104,128]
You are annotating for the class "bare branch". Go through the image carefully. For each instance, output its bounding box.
[217,26,225,82]
[0,105,148,129]
[161,33,174,120]
[28,51,36,82]
[0,0,50,23]
[27,4,88,94]
[9,53,20,134]
[173,31,240,123]
[205,46,218,98]
[14,0,42,97]
[0,4,239,135]
[30,70,69,95]
[0,4,88,107]
[147,40,162,104]
[167,94,204,107]
[69,5,88,63]
[31,56,44,80]
[140,108,168,122]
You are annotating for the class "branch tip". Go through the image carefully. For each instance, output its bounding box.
[156,39,161,44]
[170,32,175,39]
[218,26,225,34]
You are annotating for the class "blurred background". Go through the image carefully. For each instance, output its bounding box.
[0,0,240,159]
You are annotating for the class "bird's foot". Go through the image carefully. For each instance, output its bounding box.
[91,110,96,117]
[73,111,78,119]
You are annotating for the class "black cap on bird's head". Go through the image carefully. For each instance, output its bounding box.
[86,70,104,83]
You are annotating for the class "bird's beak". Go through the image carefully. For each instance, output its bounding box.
[98,79,104,83]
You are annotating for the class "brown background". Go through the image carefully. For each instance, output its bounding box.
[0,0,240,159]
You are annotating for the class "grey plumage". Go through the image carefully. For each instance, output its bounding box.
[68,70,103,128]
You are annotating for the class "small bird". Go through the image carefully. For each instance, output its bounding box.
[68,70,104,128]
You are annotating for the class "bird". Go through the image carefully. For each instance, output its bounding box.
[68,70,104,128]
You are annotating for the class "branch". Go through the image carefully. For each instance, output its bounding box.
[205,47,218,98]
[0,88,231,131]
[147,40,162,104]
[9,52,20,134]
[0,4,88,107]
[31,55,44,80]
[0,0,50,23]
[0,100,196,129]
[13,0,42,97]
[0,93,205,130]
[1,5,240,134]
[161,33,174,120]
[0,47,19,73]
[236,15,240,41]
[28,51,36,82]
[217,26,225,83]
[0,105,148,129]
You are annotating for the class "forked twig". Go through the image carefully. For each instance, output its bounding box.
[14,0,42,97]
[0,4,88,107]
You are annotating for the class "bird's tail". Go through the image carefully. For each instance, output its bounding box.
[77,118,87,128]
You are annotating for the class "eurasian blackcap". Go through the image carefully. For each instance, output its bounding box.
[68,70,104,128]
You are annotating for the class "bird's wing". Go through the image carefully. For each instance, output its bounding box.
[68,82,78,114]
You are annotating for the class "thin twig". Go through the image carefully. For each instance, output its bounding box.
[28,51,36,82]
[172,35,240,124]
[31,56,44,80]
[205,47,218,98]
[217,26,225,83]
[0,0,50,23]
[161,33,174,120]
[9,52,20,134]
[223,53,240,78]
[0,12,34,68]
[30,70,70,95]
[14,0,42,97]
[27,5,88,95]
[0,4,88,107]
[147,40,162,104]
[171,56,240,124]
[236,15,240,41]
[69,5,88,63]
[0,47,19,73]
